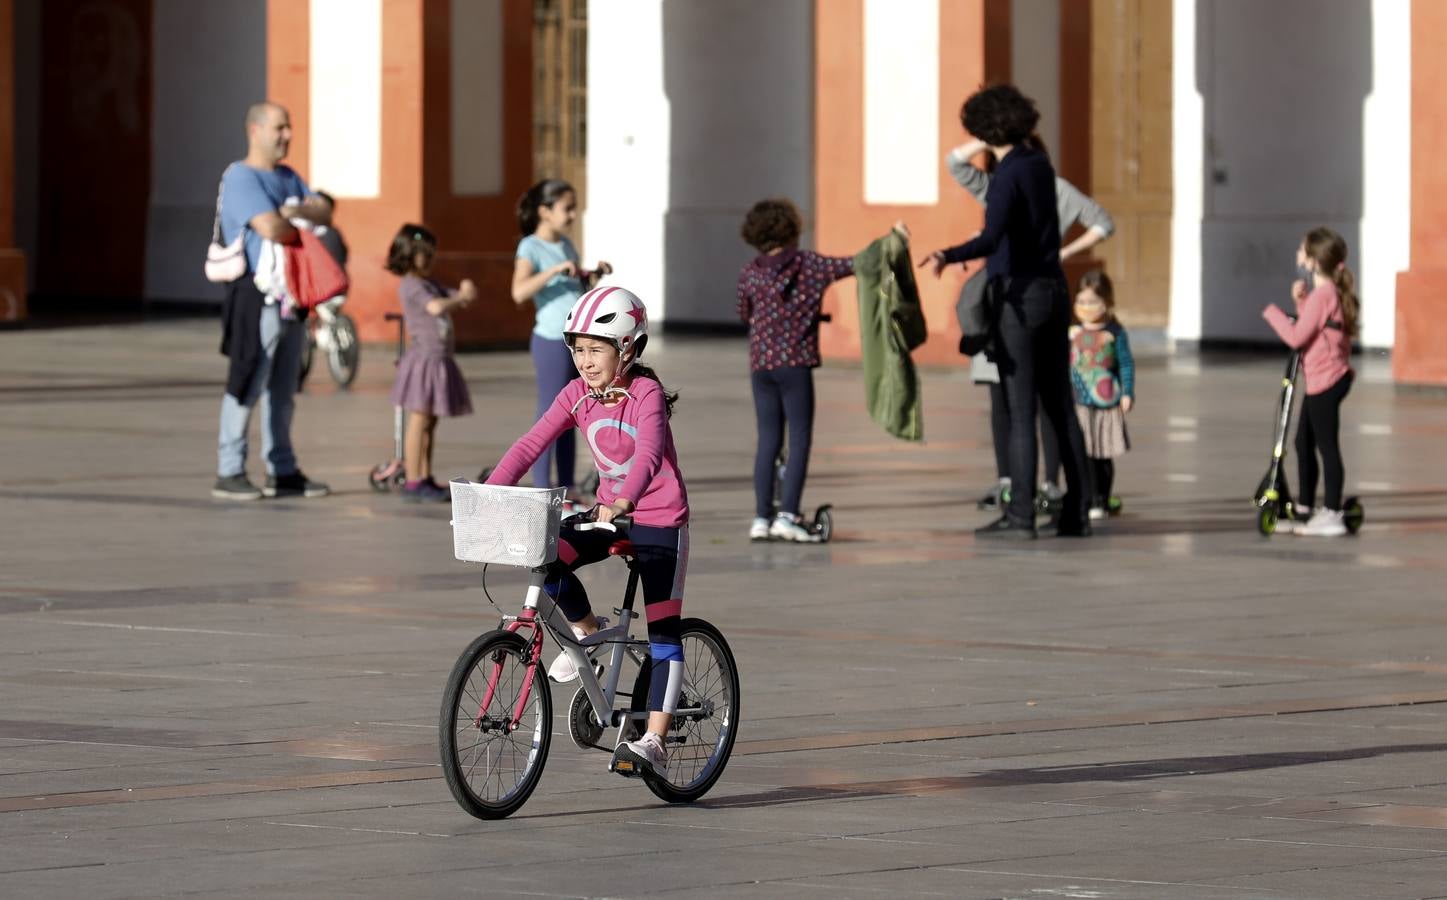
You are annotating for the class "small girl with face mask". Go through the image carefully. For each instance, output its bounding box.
[484,286,688,782]
[1070,271,1135,520]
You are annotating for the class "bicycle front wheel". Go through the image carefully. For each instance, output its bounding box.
[647,618,740,804]
[438,631,552,819]
[327,313,360,387]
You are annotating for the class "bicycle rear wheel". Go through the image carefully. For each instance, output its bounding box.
[645,619,740,804]
[326,312,360,387]
[438,631,552,819]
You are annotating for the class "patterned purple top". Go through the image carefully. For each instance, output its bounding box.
[736,249,854,371]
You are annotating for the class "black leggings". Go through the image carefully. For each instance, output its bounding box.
[751,366,815,518]
[547,523,687,713]
[988,383,1061,484]
[1091,458,1114,508]
[1296,371,1353,511]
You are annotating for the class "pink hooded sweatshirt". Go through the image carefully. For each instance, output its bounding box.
[486,376,689,528]
[1263,282,1353,395]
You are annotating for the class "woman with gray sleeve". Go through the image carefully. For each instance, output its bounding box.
[949,136,1116,513]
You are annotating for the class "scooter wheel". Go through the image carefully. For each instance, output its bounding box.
[368,466,393,493]
[1107,495,1123,515]
[1343,496,1365,534]
[1257,506,1278,536]
[813,505,834,543]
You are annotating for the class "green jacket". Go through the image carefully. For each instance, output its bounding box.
[852,230,926,441]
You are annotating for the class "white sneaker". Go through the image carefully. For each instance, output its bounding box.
[1297,508,1347,537]
[612,731,668,779]
[1279,506,1313,535]
[749,517,771,541]
[548,616,610,683]
[769,514,821,543]
[1088,506,1107,521]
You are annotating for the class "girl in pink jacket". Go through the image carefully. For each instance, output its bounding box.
[485,286,688,780]
[1262,227,1358,537]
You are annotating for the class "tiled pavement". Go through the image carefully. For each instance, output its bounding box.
[2,318,1447,898]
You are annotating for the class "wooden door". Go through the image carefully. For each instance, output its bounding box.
[533,0,587,251]
[38,0,152,303]
[1089,0,1171,327]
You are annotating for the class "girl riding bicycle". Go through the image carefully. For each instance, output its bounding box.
[484,286,688,779]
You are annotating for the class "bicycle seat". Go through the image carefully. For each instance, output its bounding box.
[607,539,634,558]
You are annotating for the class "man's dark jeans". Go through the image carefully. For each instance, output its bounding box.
[992,276,1090,527]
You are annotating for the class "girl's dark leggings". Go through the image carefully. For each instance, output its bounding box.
[751,366,815,519]
[546,523,687,713]
[1091,458,1114,507]
[1296,371,1353,510]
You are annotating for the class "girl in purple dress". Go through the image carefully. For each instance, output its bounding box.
[386,224,475,503]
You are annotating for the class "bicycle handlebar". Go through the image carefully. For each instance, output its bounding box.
[563,508,633,532]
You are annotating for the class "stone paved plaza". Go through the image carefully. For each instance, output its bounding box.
[3,318,1447,898]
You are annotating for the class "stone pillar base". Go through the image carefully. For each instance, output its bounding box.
[0,249,26,324]
[1394,268,1447,386]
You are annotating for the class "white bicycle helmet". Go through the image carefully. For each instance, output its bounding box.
[563,285,650,372]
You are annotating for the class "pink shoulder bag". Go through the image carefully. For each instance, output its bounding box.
[203,166,247,283]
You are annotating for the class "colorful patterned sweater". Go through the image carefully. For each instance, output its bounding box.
[1069,320,1135,409]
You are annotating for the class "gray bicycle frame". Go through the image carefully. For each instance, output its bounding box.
[518,524,709,747]
[521,558,649,745]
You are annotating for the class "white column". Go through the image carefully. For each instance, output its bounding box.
[1359,0,1410,351]
[584,0,670,318]
[309,0,382,198]
[863,0,938,205]
[1168,0,1204,342]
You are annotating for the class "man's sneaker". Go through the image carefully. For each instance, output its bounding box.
[548,616,610,683]
[1088,505,1107,521]
[212,474,263,501]
[1279,506,1314,535]
[769,514,820,543]
[1040,481,1065,503]
[1297,508,1347,537]
[612,731,668,779]
[402,481,450,504]
[749,517,771,541]
[265,471,330,498]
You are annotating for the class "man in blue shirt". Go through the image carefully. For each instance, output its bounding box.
[213,102,330,500]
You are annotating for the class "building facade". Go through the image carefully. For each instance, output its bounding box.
[1,0,1443,383]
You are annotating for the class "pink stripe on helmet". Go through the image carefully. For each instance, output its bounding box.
[576,286,620,333]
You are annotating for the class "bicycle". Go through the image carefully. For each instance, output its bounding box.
[438,483,740,819]
[299,296,360,388]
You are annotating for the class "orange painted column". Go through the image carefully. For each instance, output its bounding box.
[264,0,534,346]
[815,0,1010,367]
[0,0,27,324]
[1395,1,1447,386]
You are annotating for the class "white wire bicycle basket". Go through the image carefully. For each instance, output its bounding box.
[449,482,565,568]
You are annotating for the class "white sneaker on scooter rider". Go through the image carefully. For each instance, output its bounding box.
[548,616,610,683]
[1278,507,1311,534]
[1296,508,1347,537]
[769,513,820,543]
[749,517,771,541]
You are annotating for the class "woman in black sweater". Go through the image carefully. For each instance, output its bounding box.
[922,85,1091,539]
